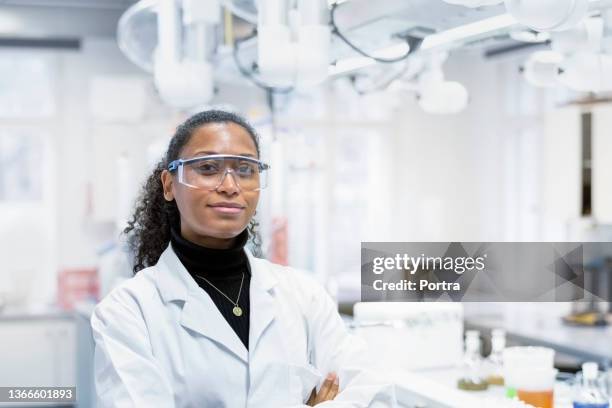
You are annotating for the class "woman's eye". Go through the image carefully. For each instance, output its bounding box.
[195,164,219,174]
[235,164,254,176]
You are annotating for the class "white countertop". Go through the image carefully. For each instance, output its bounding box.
[0,301,96,322]
[389,366,576,408]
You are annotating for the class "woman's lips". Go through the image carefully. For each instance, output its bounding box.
[208,205,245,214]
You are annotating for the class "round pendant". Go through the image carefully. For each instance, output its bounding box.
[232,306,243,317]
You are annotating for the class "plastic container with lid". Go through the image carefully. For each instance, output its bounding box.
[503,346,557,408]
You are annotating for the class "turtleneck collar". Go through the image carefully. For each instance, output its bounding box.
[170,226,249,279]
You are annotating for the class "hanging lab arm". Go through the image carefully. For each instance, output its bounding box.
[256,0,293,87]
[257,0,330,88]
[296,0,331,87]
[154,0,218,109]
[183,0,219,63]
[415,52,469,115]
[157,0,180,64]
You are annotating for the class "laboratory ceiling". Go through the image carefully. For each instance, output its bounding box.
[0,0,136,9]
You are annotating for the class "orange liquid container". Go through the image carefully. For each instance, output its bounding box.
[516,389,553,408]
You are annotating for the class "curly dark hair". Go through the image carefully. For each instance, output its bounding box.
[124,110,263,273]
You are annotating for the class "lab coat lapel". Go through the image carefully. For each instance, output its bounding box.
[156,244,248,364]
[246,248,278,353]
[180,291,248,363]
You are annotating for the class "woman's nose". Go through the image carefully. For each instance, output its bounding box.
[216,169,240,194]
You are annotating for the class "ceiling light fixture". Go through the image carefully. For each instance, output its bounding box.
[521,50,564,87]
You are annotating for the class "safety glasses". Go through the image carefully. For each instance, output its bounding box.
[168,154,270,192]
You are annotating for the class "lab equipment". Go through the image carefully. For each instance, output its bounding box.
[167,154,270,191]
[564,256,612,327]
[154,0,217,108]
[504,0,589,32]
[484,328,505,386]
[521,51,564,88]
[516,374,556,408]
[557,52,612,93]
[352,302,463,371]
[572,362,610,408]
[395,368,537,408]
[257,0,330,87]
[417,53,469,115]
[457,330,488,391]
[504,346,557,408]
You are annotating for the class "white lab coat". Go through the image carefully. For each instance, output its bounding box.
[91,244,397,407]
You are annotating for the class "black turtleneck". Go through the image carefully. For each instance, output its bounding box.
[170,227,251,349]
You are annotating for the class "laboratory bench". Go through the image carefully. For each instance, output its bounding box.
[0,305,95,408]
[466,314,612,365]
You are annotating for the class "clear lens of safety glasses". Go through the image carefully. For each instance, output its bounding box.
[168,155,269,192]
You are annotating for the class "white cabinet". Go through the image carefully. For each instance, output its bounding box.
[0,317,76,388]
[542,106,582,239]
[542,104,612,239]
[592,104,612,224]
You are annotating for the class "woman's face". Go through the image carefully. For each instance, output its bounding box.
[161,122,260,248]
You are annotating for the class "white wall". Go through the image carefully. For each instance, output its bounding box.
[327,51,512,246]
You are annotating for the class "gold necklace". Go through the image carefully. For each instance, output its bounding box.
[193,273,245,317]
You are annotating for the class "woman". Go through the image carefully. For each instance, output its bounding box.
[91,110,396,407]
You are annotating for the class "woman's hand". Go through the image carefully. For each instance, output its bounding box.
[306,372,339,406]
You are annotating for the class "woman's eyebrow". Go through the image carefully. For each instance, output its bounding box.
[191,151,256,158]
[191,150,217,156]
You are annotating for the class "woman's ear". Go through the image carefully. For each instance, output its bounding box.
[160,170,175,201]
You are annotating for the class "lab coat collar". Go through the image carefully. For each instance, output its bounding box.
[155,243,198,303]
[155,244,278,302]
[154,243,279,363]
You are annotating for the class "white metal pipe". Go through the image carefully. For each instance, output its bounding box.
[294,0,330,86]
[157,0,181,63]
[155,0,215,109]
[184,23,216,62]
[183,0,220,25]
[257,0,289,26]
[257,0,294,86]
[298,0,327,25]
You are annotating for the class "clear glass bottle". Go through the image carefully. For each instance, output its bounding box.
[457,330,489,391]
[572,362,609,408]
[485,328,505,386]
